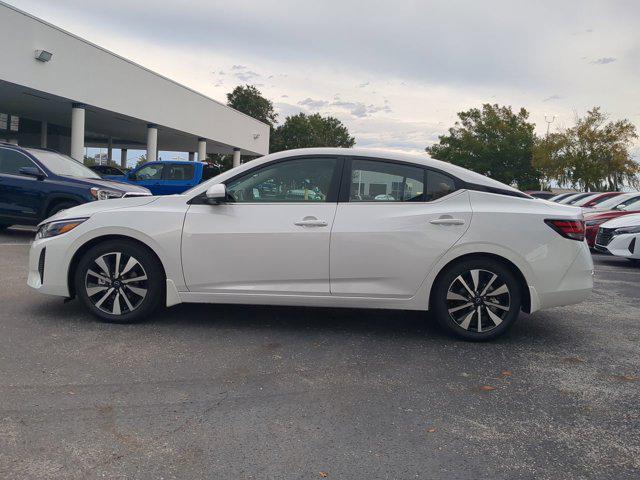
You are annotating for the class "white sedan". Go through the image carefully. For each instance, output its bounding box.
[594,213,640,261]
[27,148,593,341]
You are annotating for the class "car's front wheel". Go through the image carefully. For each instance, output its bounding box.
[432,258,522,341]
[74,240,164,323]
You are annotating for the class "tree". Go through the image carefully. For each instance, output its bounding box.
[227,85,277,127]
[426,104,540,190]
[533,107,639,191]
[270,113,355,153]
[135,154,147,169]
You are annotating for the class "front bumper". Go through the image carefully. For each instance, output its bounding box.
[27,236,72,297]
[597,233,640,259]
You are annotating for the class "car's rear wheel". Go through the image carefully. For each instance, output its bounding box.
[74,240,164,323]
[432,258,522,341]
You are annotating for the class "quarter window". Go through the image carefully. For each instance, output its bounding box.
[0,148,36,176]
[227,157,338,203]
[350,159,424,202]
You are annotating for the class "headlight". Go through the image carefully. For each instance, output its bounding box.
[585,218,606,227]
[614,225,640,235]
[90,187,123,201]
[35,218,87,240]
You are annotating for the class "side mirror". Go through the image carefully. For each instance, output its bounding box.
[19,166,45,180]
[205,183,227,204]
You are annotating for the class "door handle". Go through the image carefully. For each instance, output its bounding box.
[294,217,328,227]
[430,217,465,226]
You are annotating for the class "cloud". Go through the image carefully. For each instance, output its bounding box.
[234,70,260,81]
[297,97,329,109]
[590,57,617,65]
[542,94,562,102]
[357,81,370,88]
[331,100,391,117]
[231,64,246,70]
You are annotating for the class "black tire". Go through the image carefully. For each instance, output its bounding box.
[47,201,78,217]
[431,257,522,341]
[74,240,165,323]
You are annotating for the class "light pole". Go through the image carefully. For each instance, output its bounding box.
[544,115,556,137]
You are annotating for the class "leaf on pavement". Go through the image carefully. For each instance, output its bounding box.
[319,472,328,478]
[426,427,436,433]
[501,370,513,377]
[479,385,496,391]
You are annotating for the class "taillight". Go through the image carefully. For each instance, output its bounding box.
[545,219,585,241]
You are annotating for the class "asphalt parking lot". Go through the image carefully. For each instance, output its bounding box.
[0,227,638,480]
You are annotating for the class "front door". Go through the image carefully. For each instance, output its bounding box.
[0,147,45,224]
[182,156,341,294]
[330,158,472,297]
[128,163,164,194]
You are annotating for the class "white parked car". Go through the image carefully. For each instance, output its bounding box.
[594,213,640,261]
[27,148,594,340]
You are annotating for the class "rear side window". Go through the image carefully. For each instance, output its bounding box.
[426,170,456,201]
[135,164,163,180]
[165,164,195,181]
[350,159,424,202]
[0,148,36,175]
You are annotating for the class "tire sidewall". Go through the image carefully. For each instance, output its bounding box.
[74,240,164,323]
[432,258,522,341]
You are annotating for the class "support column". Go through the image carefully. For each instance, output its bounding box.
[147,124,158,161]
[198,138,207,162]
[107,137,113,163]
[188,152,195,162]
[120,149,128,168]
[70,104,85,161]
[232,148,241,168]
[40,121,48,148]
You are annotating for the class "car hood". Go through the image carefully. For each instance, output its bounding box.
[40,196,159,225]
[601,213,640,228]
[62,176,150,193]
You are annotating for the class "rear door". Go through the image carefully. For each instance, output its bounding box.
[329,157,472,297]
[162,163,197,195]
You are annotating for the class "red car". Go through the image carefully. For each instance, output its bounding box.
[580,192,623,208]
[585,209,640,247]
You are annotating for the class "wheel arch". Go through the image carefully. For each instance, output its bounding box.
[67,234,167,298]
[427,252,532,314]
[42,194,85,220]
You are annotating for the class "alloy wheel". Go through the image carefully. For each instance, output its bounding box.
[446,268,511,333]
[84,251,148,315]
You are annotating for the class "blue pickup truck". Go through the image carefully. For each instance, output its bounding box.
[116,161,220,195]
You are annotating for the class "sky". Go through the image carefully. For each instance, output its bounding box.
[8,0,640,161]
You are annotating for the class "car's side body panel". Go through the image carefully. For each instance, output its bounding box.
[329,190,472,297]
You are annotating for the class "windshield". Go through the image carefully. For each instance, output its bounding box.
[620,198,640,211]
[27,149,101,179]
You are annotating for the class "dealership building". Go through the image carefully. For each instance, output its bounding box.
[0,1,270,167]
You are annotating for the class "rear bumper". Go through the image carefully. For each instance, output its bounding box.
[536,242,594,310]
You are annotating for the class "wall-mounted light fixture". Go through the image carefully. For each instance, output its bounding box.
[34,50,53,62]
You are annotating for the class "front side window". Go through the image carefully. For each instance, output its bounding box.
[25,149,100,179]
[0,148,36,175]
[350,159,424,202]
[227,157,337,203]
[165,163,195,181]
[134,164,163,180]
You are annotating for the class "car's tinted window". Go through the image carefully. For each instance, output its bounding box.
[165,163,195,181]
[350,159,424,202]
[425,170,456,201]
[106,167,123,175]
[227,157,337,203]
[201,164,220,182]
[134,164,163,180]
[0,148,36,175]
